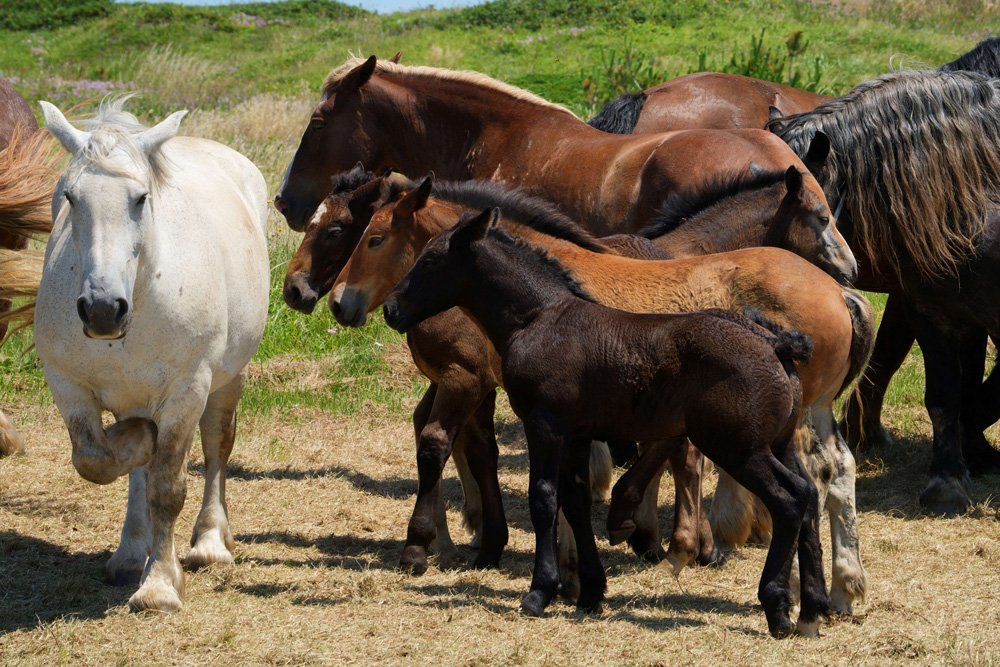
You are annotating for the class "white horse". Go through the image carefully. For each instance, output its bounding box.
[35,98,270,612]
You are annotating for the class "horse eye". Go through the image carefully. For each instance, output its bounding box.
[422,256,436,268]
[368,236,383,248]
[311,118,325,131]
[136,194,148,207]
[328,227,342,239]
[64,192,74,205]
[819,215,830,225]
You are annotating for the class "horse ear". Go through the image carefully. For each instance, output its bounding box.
[389,51,402,64]
[393,173,434,220]
[381,167,393,177]
[40,101,90,155]
[341,55,377,93]
[352,161,366,174]
[453,207,495,246]
[136,110,187,155]
[748,161,768,179]
[784,166,803,194]
[804,132,830,172]
[768,105,784,122]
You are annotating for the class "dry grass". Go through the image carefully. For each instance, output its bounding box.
[2,370,1000,666]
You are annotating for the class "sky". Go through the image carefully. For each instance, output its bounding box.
[114,0,488,14]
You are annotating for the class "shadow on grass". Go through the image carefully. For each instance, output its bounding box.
[236,530,403,571]
[0,531,131,634]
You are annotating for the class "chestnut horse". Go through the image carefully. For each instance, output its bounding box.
[772,70,1000,515]
[273,56,850,274]
[383,208,829,636]
[329,177,873,614]
[588,72,830,134]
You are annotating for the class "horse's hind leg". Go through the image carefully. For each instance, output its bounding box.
[520,416,565,617]
[708,471,755,549]
[959,332,1000,475]
[0,409,25,456]
[668,442,724,570]
[560,439,606,613]
[607,437,678,548]
[186,371,246,570]
[841,292,912,451]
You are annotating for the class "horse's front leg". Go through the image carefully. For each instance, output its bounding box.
[186,371,246,569]
[958,332,1000,475]
[129,381,209,613]
[560,439,606,613]
[907,306,972,515]
[520,415,564,617]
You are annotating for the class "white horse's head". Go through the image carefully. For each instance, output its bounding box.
[41,99,187,340]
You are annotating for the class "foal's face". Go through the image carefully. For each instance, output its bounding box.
[777,167,858,285]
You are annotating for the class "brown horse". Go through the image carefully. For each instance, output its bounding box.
[273,56,849,269]
[329,177,872,614]
[588,72,830,134]
[383,208,828,636]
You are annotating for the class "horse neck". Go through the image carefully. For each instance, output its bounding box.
[459,240,579,355]
[657,189,780,256]
[364,75,583,180]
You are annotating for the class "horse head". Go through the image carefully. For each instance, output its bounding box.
[41,99,185,340]
[274,56,382,231]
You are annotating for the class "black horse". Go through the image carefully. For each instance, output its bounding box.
[771,69,1000,515]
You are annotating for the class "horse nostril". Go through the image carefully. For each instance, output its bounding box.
[76,297,90,325]
[289,284,302,305]
[114,298,129,325]
[331,299,342,318]
[273,197,288,214]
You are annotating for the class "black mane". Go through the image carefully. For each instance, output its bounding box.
[330,166,379,195]
[432,180,609,253]
[586,91,648,134]
[939,36,1000,79]
[467,217,596,302]
[639,168,787,239]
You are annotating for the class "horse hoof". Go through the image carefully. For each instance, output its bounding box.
[469,532,482,549]
[520,590,550,617]
[767,616,796,639]
[128,581,183,613]
[105,553,147,587]
[436,551,465,570]
[607,521,636,546]
[918,476,971,516]
[698,548,727,569]
[472,552,501,570]
[184,534,235,571]
[559,578,581,604]
[794,617,823,638]
[399,546,430,575]
[831,568,868,615]
[107,567,143,587]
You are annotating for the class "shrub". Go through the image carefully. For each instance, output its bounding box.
[0,0,113,31]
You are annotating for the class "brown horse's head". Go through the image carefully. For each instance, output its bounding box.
[274,56,384,231]
[383,207,498,334]
[283,170,401,313]
[330,175,446,327]
[773,164,858,284]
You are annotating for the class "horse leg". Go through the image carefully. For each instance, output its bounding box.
[457,390,508,568]
[401,379,482,573]
[410,384,457,563]
[129,382,210,613]
[607,437,676,547]
[625,441,668,563]
[186,371,246,569]
[560,439,607,613]
[670,442,725,569]
[450,429,482,549]
[724,448,811,638]
[605,439,638,467]
[520,416,564,617]
[590,441,613,503]
[106,467,153,586]
[557,510,580,603]
[0,408,25,456]
[708,470,756,549]
[821,411,867,614]
[907,307,972,515]
[841,292,913,451]
[958,331,1000,475]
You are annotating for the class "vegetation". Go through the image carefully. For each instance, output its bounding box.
[1,1,999,664]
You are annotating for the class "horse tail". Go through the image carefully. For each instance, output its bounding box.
[736,305,814,365]
[0,248,44,344]
[836,289,876,399]
[0,125,59,240]
[586,91,647,134]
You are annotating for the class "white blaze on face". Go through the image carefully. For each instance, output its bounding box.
[309,201,329,227]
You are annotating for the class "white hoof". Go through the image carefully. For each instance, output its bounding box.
[794,616,822,638]
[106,549,149,587]
[129,579,184,613]
[184,530,235,570]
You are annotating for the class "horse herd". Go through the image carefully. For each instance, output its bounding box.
[1,35,999,638]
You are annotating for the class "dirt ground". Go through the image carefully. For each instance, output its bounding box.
[2,355,1000,666]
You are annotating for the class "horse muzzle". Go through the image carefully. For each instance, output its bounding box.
[330,285,369,328]
[283,272,319,314]
[77,294,131,340]
[382,298,410,334]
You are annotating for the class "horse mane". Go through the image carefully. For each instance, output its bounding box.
[587,92,647,134]
[639,168,787,239]
[774,69,1000,279]
[330,167,378,194]
[432,179,609,254]
[323,58,577,118]
[471,216,595,302]
[939,36,1000,79]
[71,95,173,192]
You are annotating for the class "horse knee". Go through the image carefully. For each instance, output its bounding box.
[416,424,452,466]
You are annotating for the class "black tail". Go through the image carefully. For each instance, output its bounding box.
[741,305,813,364]
[836,290,876,399]
[587,91,647,134]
